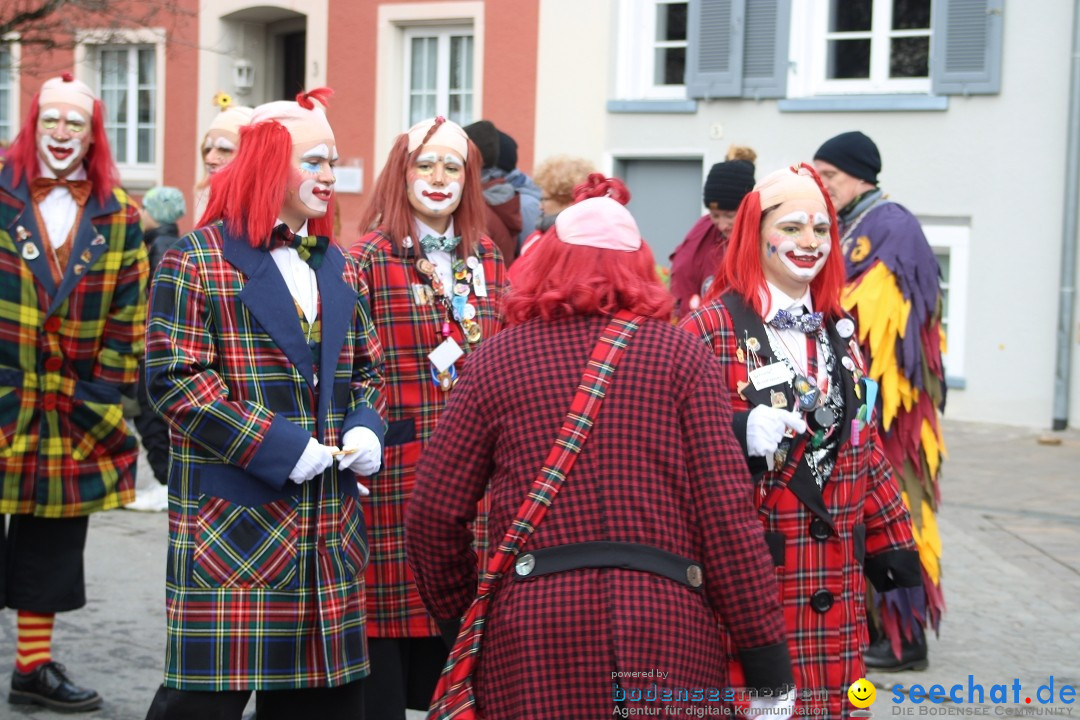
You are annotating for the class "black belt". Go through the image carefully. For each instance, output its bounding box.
[511,541,703,590]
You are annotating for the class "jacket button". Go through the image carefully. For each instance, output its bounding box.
[810,589,834,614]
[42,393,58,411]
[44,317,61,333]
[44,357,63,372]
[809,518,831,541]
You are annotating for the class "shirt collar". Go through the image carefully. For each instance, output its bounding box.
[763,281,814,322]
[275,218,309,236]
[412,216,455,244]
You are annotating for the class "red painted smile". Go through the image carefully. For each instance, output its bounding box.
[786,251,822,269]
[423,190,452,202]
[312,187,333,201]
[49,146,74,160]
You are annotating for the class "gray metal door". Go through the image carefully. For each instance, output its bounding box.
[615,158,703,266]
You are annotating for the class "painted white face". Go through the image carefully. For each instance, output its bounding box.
[406,145,465,226]
[760,200,832,297]
[282,137,337,226]
[202,129,240,175]
[37,104,92,177]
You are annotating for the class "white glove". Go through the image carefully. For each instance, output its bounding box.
[337,426,382,495]
[289,438,337,484]
[746,406,807,457]
[748,686,796,720]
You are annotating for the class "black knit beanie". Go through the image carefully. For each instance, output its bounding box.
[813,131,881,185]
[463,120,500,169]
[703,160,755,211]
[496,131,518,173]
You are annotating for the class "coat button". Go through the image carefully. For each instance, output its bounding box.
[809,518,831,541]
[44,317,61,333]
[686,565,703,588]
[44,357,63,372]
[810,589,834,614]
[515,554,535,577]
[42,393,58,411]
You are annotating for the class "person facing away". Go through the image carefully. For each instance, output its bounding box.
[669,145,756,319]
[407,174,795,720]
[143,87,385,720]
[462,119,522,266]
[494,129,541,251]
[814,130,946,671]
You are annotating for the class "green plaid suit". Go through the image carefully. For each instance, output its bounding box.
[0,165,148,517]
[145,222,386,690]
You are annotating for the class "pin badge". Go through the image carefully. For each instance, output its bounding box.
[402,237,414,248]
[22,243,40,260]
[746,337,761,353]
[462,303,477,321]
[836,318,855,338]
[770,389,788,409]
[73,264,85,276]
[91,234,106,246]
[841,356,855,372]
[736,347,746,364]
[453,282,470,296]
[412,284,432,306]
[16,226,31,241]
[466,256,479,269]
[464,321,482,344]
[80,249,92,264]
[416,258,436,277]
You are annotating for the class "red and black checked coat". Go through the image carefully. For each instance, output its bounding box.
[145,222,386,690]
[407,315,793,719]
[681,293,921,719]
[0,166,148,517]
[349,230,507,638]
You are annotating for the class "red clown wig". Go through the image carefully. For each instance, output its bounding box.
[200,88,335,245]
[6,83,120,206]
[709,162,845,319]
[505,174,674,324]
[357,118,486,256]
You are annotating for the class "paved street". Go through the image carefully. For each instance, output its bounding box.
[2,418,1078,719]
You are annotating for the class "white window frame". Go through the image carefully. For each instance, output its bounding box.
[922,222,969,385]
[402,25,475,129]
[74,28,166,190]
[616,0,689,100]
[788,0,931,97]
[0,37,21,144]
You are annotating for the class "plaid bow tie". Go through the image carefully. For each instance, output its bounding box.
[30,177,92,206]
[420,234,462,253]
[269,224,329,269]
[769,307,824,334]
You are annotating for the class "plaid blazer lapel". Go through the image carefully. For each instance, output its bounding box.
[314,244,357,431]
[0,168,58,297]
[224,228,316,388]
[825,318,859,448]
[48,188,120,317]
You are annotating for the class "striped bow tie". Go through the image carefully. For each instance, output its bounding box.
[270,225,329,269]
[420,234,462,253]
[769,308,824,334]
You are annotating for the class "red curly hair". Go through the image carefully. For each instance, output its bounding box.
[357,118,486,256]
[6,91,120,205]
[200,88,335,245]
[709,162,845,319]
[505,175,674,324]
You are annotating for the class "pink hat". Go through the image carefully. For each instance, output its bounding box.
[250,89,334,145]
[39,74,96,115]
[555,196,642,252]
[407,117,469,161]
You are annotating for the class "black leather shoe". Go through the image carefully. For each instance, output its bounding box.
[9,661,103,712]
[864,636,929,672]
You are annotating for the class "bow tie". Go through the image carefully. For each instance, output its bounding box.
[769,307,824,334]
[420,234,462,253]
[30,177,92,206]
[269,224,329,269]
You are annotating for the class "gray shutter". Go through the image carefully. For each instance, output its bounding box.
[741,0,791,99]
[686,0,746,99]
[930,0,1005,95]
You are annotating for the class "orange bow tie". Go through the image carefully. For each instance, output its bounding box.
[30,177,92,206]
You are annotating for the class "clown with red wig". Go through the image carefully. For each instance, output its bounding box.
[144,88,385,718]
[0,74,149,712]
[349,116,508,719]
[680,164,921,719]
[407,176,793,719]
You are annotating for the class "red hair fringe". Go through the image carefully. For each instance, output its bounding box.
[710,163,844,319]
[7,94,120,205]
[356,132,486,255]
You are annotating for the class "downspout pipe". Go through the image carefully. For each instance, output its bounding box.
[1052,0,1080,431]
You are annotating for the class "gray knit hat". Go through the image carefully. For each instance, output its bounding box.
[143,186,186,224]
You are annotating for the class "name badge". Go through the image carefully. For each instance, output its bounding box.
[749,362,794,391]
[428,338,464,374]
[472,263,488,297]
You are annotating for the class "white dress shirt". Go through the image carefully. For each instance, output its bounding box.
[762,282,828,389]
[36,159,88,249]
[269,220,319,326]
[410,217,457,293]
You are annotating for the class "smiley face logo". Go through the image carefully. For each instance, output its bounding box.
[848,678,876,708]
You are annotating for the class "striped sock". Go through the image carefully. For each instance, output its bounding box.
[14,611,54,674]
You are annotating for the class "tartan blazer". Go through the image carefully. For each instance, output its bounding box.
[681,293,920,719]
[349,230,508,638]
[145,221,386,690]
[407,315,792,719]
[0,165,148,517]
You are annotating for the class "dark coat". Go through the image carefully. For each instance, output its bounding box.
[144,222,180,273]
[407,314,792,719]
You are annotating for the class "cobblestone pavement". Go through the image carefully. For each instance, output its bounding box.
[1,419,1078,719]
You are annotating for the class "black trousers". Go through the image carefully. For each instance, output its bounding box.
[363,637,448,720]
[135,358,170,485]
[145,681,365,720]
[0,514,88,612]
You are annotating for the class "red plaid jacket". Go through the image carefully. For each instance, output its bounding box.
[0,165,148,517]
[407,315,792,719]
[681,293,920,719]
[349,230,507,637]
